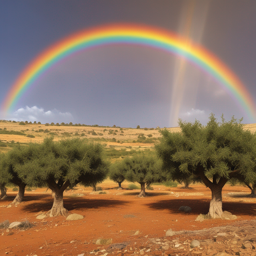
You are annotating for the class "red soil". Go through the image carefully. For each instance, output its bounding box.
[0,184,256,255]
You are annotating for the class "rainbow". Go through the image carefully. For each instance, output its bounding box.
[2,24,256,121]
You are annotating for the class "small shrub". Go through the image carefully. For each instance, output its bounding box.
[99,191,106,194]
[128,184,139,190]
[164,181,178,187]
[12,187,18,191]
[91,131,97,135]
[17,220,34,230]
[26,187,32,191]
[19,122,26,125]
[96,187,102,191]
[147,134,153,137]
[81,133,85,136]
[27,134,35,138]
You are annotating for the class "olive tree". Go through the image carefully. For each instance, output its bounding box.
[156,114,256,218]
[0,145,39,205]
[19,138,109,216]
[109,160,127,189]
[124,153,163,197]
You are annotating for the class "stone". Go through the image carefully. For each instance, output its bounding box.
[166,229,176,237]
[9,222,22,229]
[191,240,200,248]
[0,220,9,229]
[66,214,84,221]
[108,243,128,250]
[195,214,205,222]
[77,254,85,256]
[95,238,112,245]
[178,206,192,213]
[36,214,47,220]
[133,230,140,236]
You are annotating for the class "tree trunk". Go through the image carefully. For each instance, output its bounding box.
[249,183,256,197]
[49,188,68,217]
[117,182,122,189]
[184,180,190,188]
[0,184,7,200]
[92,183,97,191]
[208,186,223,218]
[11,183,26,205]
[138,182,146,197]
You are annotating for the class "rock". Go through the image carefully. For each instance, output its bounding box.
[9,222,22,229]
[108,243,128,250]
[95,238,112,245]
[166,229,176,237]
[133,230,140,236]
[178,206,192,213]
[0,220,9,229]
[195,214,210,222]
[77,254,85,256]
[66,214,84,221]
[190,240,200,248]
[162,244,169,250]
[36,214,47,220]
[221,211,237,220]
[123,214,135,218]
[7,205,11,208]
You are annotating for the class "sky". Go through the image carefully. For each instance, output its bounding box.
[1,0,256,128]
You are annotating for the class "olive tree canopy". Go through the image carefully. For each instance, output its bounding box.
[156,114,256,218]
[17,138,109,216]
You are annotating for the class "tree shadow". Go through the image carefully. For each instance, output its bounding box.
[225,193,256,198]
[122,192,170,197]
[179,187,194,190]
[146,198,256,216]
[1,194,49,203]
[21,197,128,213]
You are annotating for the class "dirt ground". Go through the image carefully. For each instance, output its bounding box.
[1,182,256,256]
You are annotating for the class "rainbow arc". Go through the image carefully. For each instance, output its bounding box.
[1,24,255,121]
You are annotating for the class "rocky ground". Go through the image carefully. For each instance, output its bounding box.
[87,219,256,256]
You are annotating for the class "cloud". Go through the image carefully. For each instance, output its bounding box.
[182,108,205,117]
[179,108,209,125]
[5,106,73,123]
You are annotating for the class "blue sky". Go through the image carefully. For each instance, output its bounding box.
[1,0,256,128]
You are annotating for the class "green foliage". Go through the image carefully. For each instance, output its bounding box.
[109,160,127,185]
[128,184,139,190]
[12,187,18,191]
[164,180,178,187]
[26,135,35,138]
[123,153,164,185]
[0,130,25,136]
[156,114,256,189]
[136,125,140,129]
[19,122,26,125]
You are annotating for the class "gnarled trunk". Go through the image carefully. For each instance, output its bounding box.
[11,183,26,205]
[138,182,146,197]
[0,184,7,200]
[49,188,68,217]
[208,186,223,218]
[250,184,256,196]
